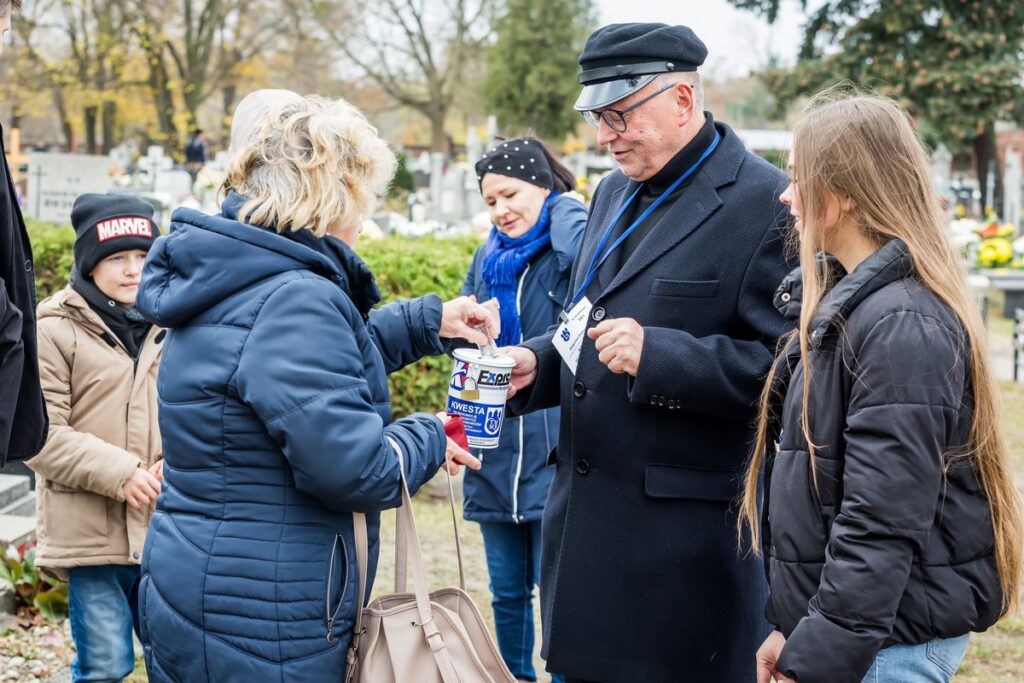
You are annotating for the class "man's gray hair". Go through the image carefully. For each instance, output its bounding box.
[661,71,704,113]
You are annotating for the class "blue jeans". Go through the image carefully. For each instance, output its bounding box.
[478,521,563,683]
[861,635,970,682]
[68,565,141,683]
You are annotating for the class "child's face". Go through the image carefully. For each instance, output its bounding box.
[90,249,148,305]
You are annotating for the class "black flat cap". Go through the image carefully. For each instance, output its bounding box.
[575,23,707,111]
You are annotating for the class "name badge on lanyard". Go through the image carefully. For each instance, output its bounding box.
[552,130,721,375]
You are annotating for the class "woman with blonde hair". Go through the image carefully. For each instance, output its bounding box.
[134,95,496,681]
[738,92,1023,683]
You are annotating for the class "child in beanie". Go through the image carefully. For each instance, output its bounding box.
[27,193,165,682]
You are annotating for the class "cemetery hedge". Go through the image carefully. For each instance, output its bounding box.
[27,219,484,417]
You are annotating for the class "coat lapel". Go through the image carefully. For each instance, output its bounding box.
[598,126,745,301]
[572,177,639,298]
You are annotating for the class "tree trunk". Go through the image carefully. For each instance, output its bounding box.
[221,83,237,146]
[52,88,73,152]
[84,106,99,155]
[101,100,117,154]
[145,48,180,154]
[428,106,449,155]
[974,121,1003,214]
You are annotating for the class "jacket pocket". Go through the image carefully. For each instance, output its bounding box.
[644,464,739,502]
[324,534,348,643]
[41,484,110,547]
[649,279,719,298]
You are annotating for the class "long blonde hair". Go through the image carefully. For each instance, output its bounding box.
[737,91,1023,614]
[221,95,396,237]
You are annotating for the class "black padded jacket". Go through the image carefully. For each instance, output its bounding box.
[763,239,1003,682]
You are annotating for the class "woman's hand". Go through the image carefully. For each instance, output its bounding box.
[123,466,162,509]
[756,630,793,683]
[436,413,481,475]
[440,296,500,346]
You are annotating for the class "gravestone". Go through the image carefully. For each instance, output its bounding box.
[931,144,952,195]
[154,169,194,200]
[1004,147,1022,232]
[137,145,174,191]
[26,153,111,223]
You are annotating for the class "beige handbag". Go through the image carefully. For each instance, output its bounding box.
[345,439,516,683]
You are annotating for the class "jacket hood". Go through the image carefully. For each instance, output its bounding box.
[38,286,109,333]
[773,239,913,347]
[136,193,344,327]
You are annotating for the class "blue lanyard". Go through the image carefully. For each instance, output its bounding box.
[566,129,721,312]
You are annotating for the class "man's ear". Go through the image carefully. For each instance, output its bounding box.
[675,82,695,126]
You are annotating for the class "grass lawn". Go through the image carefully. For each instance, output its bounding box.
[126,381,1024,682]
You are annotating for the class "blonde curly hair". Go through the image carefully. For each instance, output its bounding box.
[221,95,396,238]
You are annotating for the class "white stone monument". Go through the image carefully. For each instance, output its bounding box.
[26,153,111,224]
[931,144,952,195]
[1004,148,1022,233]
[154,170,195,201]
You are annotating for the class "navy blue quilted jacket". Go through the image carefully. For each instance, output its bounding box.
[134,194,448,682]
[458,195,586,523]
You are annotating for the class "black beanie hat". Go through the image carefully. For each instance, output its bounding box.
[71,193,160,277]
[475,138,554,190]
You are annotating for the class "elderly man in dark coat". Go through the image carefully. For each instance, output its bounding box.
[505,23,793,682]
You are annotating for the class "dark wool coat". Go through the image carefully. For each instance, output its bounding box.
[134,196,448,682]
[0,122,47,463]
[764,239,1003,682]
[459,194,586,524]
[510,122,792,682]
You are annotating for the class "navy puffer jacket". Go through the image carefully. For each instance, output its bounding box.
[135,194,448,682]
[459,195,586,523]
[763,239,1003,682]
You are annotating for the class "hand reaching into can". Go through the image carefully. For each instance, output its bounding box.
[440,295,500,346]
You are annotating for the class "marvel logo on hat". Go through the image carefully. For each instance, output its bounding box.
[71,193,161,277]
[574,23,708,112]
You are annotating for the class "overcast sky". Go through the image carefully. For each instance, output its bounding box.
[594,0,812,79]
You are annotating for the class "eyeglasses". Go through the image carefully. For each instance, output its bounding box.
[582,82,679,133]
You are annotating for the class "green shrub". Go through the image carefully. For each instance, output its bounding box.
[359,236,482,417]
[26,219,75,300]
[26,220,483,417]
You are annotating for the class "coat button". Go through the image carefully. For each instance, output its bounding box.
[591,306,606,322]
[24,259,32,272]
[575,459,590,475]
[133,552,140,560]
[780,292,791,303]
[573,381,586,398]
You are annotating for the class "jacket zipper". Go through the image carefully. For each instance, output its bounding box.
[510,264,529,523]
[325,533,349,642]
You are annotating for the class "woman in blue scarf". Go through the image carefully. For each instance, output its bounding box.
[461,137,587,683]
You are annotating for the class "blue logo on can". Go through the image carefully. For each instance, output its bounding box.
[483,407,503,436]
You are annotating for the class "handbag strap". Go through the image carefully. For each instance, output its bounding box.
[396,468,466,592]
[350,437,463,683]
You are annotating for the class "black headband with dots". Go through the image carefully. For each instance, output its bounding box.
[474,138,554,190]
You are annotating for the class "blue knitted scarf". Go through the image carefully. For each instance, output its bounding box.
[482,192,560,346]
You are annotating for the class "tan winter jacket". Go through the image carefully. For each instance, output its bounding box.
[28,286,163,573]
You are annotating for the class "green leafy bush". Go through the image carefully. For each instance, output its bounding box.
[26,219,75,300]
[0,541,68,622]
[359,236,482,417]
[26,220,482,416]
